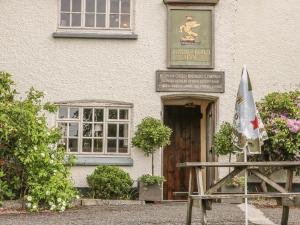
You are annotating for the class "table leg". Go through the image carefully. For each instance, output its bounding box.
[281,169,293,225]
[196,167,207,225]
[186,168,194,225]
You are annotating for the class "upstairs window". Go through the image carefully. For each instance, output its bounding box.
[59,0,131,29]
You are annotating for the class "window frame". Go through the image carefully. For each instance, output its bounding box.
[56,104,131,156]
[57,0,134,31]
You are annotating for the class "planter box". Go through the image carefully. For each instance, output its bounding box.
[139,182,163,202]
[1,200,24,209]
[81,199,145,206]
[221,185,244,204]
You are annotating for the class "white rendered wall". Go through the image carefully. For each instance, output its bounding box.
[0,0,299,186]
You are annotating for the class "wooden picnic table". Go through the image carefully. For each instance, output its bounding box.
[177,161,300,225]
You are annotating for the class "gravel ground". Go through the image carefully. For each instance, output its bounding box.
[259,207,300,225]
[0,202,299,225]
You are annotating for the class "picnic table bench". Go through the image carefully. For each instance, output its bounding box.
[177,161,300,225]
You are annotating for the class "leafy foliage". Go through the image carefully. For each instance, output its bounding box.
[132,117,172,156]
[0,72,78,211]
[139,174,165,186]
[256,91,300,161]
[0,169,15,206]
[87,166,133,200]
[226,175,245,188]
[213,122,237,156]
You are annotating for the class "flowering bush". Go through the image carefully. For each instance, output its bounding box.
[257,91,300,161]
[0,72,78,211]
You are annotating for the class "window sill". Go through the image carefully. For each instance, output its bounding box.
[163,0,219,4]
[67,156,133,166]
[53,32,138,40]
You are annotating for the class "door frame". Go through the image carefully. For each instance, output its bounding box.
[161,94,219,198]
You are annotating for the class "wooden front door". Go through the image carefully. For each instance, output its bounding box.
[206,102,216,188]
[163,105,201,200]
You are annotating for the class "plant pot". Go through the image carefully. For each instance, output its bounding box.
[221,185,244,204]
[138,182,163,202]
[236,153,244,162]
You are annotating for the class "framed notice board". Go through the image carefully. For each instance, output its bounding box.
[167,6,214,69]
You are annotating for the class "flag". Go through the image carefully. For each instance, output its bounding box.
[233,65,268,154]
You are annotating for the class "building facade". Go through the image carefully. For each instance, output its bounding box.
[0,0,299,200]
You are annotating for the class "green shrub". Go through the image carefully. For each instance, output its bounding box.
[0,72,78,211]
[226,176,245,188]
[132,117,172,175]
[213,122,237,156]
[132,117,172,157]
[0,169,15,206]
[139,174,165,186]
[87,166,133,200]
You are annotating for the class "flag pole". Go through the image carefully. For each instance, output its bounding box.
[244,148,248,225]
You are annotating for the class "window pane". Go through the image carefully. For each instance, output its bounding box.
[120,14,130,28]
[119,124,128,137]
[69,138,78,152]
[119,139,128,153]
[109,14,119,28]
[94,124,103,137]
[96,14,106,27]
[119,109,128,119]
[60,13,71,26]
[83,123,92,137]
[85,14,95,27]
[69,107,79,118]
[107,139,117,153]
[86,0,95,12]
[108,109,118,119]
[94,109,103,122]
[110,0,120,13]
[69,123,79,137]
[61,0,71,11]
[97,0,106,13]
[61,138,68,148]
[83,108,93,121]
[94,139,103,152]
[82,139,92,152]
[108,124,117,137]
[58,123,68,137]
[72,13,81,26]
[72,0,81,12]
[59,106,68,119]
[121,0,130,13]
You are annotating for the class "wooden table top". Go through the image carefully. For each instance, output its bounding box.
[177,161,300,168]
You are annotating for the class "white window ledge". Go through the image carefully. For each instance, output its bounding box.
[53,32,138,39]
[66,156,133,166]
[163,0,219,4]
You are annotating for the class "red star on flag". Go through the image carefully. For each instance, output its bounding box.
[250,116,259,129]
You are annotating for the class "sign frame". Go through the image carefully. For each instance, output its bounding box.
[167,5,215,69]
[156,70,225,93]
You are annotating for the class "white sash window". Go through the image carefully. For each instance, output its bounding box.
[57,105,131,155]
[59,0,131,30]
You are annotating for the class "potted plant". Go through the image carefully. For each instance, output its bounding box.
[213,122,244,203]
[138,175,165,202]
[132,117,172,201]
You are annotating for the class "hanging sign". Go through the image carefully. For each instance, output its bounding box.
[167,6,214,69]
